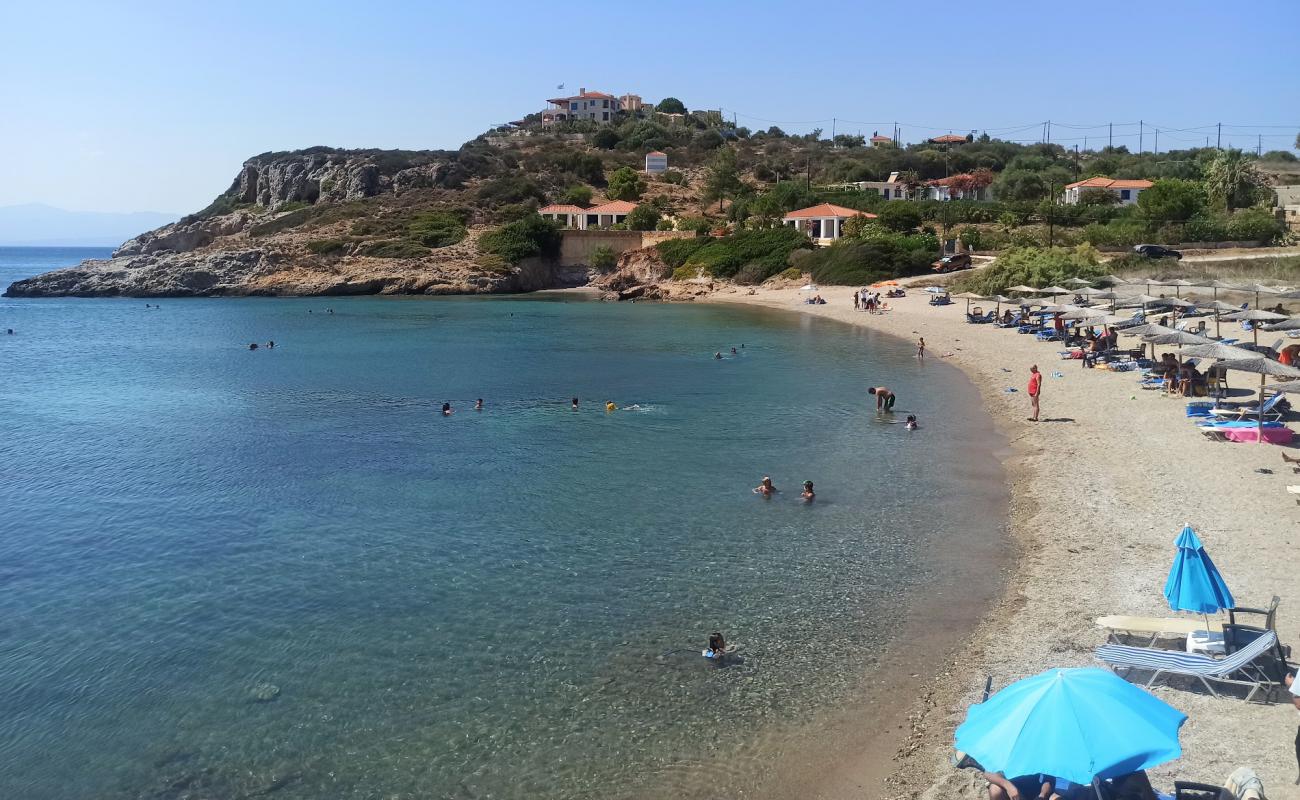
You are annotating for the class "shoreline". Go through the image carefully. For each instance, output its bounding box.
[705,285,1300,799]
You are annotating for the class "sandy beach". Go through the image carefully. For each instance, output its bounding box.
[707,284,1300,799]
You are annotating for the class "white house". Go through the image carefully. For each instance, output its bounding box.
[645,151,668,174]
[925,174,993,202]
[856,171,912,201]
[538,200,638,230]
[541,88,622,125]
[1062,176,1153,206]
[783,203,877,244]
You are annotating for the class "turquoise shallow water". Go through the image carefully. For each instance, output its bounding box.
[0,248,1003,799]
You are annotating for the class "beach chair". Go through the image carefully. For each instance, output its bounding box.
[1094,628,1283,702]
[1095,615,1221,645]
[1208,393,1285,422]
[1173,782,1222,800]
[1228,596,1280,632]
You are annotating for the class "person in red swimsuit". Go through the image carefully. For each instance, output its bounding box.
[1027,365,1042,422]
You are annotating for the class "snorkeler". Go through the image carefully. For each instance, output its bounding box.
[753,476,777,496]
[801,481,815,501]
[905,415,918,431]
[572,397,580,410]
[475,399,483,411]
[714,352,723,360]
[442,402,454,416]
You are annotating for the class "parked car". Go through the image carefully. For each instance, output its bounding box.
[1134,244,1182,260]
[932,252,973,272]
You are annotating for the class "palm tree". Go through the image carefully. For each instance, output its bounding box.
[1204,149,1268,210]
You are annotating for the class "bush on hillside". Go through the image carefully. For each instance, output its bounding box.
[794,238,934,285]
[877,202,923,232]
[656,237,708,267]
[249,205,320,237]
[476,175,546,207]
[407,211,468,248]
[626,205,661,231]
[958,226,982,250]
[590,245,617,271]
[949,245,1104,295]
[606,166,646,201]
[561,185,594,206]
[679,226,811,280]
[659,170,686,185]
[479,215,562,264]
[306,238,353,255]
[655,218,675,231]
[357,239,430,259]
[592,128,620,150]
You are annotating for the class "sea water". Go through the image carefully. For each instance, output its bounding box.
[0,248,1003,799]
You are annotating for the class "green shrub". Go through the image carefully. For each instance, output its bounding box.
[1225,207,1284,242]
[275,200,311,214]
[591,245,617,271]
[492,203,539,224]
[958,226,982,250]
[655,218,675,231]
[479,215,562,264]
[681,226,811,280]
[878,203,923,232]
[672,264,707,281]
[357,239,430,259]
[675,216,713,234]
[592,128,620,150]
[949,245,1105,295]
[475,253,513,274]
[560,185,594,206]
[476,175,545,207]
[777,267,803,281]
[306,238,352,255]
[797,238,934,285]
[656,237,709,267]
[606,166,645,201]
[659,170,686,185]
[407,211,467,248]
[626,205,661,231]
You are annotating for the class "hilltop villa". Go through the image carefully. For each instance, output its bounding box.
[783,203,877,244]
[1062,176,1154,206]
[541,88,623,125]
[538,200,638,229]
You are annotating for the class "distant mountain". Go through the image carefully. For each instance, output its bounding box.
[0,204,180,247]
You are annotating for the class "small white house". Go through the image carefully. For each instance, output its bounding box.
[1062,176,1153,206]
[856,171,911,200]
[538,200,638,230]
[538,204,586,228]
[782,203,877,244]
[645,151,668,174]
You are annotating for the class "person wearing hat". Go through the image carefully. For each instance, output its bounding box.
[800,481,815,502]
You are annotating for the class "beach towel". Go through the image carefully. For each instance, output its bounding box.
[1220,426,1294,444]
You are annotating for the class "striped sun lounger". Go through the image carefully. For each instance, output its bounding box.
[1095,629,1282,702]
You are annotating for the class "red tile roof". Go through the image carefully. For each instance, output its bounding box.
[538,204,587,214]
[586,200,638,215]
[870,135,893,142]
[1065,176,1154,190]
[646,151,667,157]
[548,91,618,103]
[930,134,968,144]
[782,203,878,220]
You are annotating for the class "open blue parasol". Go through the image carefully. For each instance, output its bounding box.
[955,667,1185,787]
[1163,524,1234,615]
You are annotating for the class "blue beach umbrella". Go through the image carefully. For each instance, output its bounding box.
[955,668,1186,787]
[1163,524,1234,615]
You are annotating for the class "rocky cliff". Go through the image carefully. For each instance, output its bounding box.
[4,146,587,297]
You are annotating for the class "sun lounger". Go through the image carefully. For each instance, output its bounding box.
[1208,393,1285,422]
[1201,425,1294,444]
[1095,629,1283,701]
[1095,614,1222,645]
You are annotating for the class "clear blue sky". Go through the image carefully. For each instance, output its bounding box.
[4,0,1297,214]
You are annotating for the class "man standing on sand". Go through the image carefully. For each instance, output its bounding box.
[1027,365,1042,422]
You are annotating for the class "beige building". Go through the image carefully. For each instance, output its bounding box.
[541,88,623,125]
[620,93,643,113]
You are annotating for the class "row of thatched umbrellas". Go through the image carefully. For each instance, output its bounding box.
[951,275,1300,443]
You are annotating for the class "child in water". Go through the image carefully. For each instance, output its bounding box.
[801,481,815,501]
[753,476,777,496]
[474,399,483,411]
[605,401,617,412]
[706,631,727,659]
[442,402,454,416]
[905,414,918,431]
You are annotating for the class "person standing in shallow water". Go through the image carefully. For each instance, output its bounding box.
[571,397,579,410]
[442,402,453,416]
[917,336,925,359]
[1027,365,1042,422]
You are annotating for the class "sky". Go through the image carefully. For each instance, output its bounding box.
[3,0,1297,215]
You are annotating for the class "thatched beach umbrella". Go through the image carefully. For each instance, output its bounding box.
[1122,323,1179,360]
[1006,284,1041,294]
[1156,278,1194,297]
[1262,316,1300,332]
[1096,274,1126,286]
[1197,299,1244,338]
[1040,285,1072,296]
[1063,277,1094,288]
[1262,380,1300,395]
[990,295,1014,317]
[1236,283,1282,309]
[1216,358,1300,444]
[1198,279,1239,302]
[1179,342,1265,398]
[1143,331,1214,359]
[1222,309,1288,348]
[952,291,987,314]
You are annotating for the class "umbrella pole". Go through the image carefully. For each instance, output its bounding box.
[1258,374,1266,446]
[1214,311,1220,339]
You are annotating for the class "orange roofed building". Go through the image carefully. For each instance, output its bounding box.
[1062,176,1154,206]
[541,88,623,125]
[782,204,877,244]
[538,200,638,229]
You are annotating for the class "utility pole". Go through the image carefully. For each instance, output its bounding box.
[832,117,836,145]
[1073,145,1080,180]
[1154,128,1158,154]
[1258,134,1262,156]
[1139,120,1143,154]
[1216,122,1221,149]
[1109,122,1113,149]
[1047,182,1055,248]
[1046,119,1051,145]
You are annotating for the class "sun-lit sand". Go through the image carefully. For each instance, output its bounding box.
[708,284,1299,799]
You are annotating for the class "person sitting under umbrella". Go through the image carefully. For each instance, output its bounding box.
[954,753,1081,800]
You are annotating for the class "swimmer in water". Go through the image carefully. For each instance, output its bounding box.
[801,480,815,501]
[267,341,275,349]
[753,476,777,497]
[731,347,738,355]
[572,397,579,410]
[442,402,454,416]
[248,343,258,350]
[714,352,723,360]
[475,398,483,411]
[706,631,727,659]
[905,414,918,431]
[606,401,617,412]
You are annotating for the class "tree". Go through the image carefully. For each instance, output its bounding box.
[656,97,687,114]
[625,204,661,231]
[701,147,744,212]
[878,202,922,232]
[1077,187,1121,206]
[560,185,593,206]
[992,168,1049,201]
[592,128,620,150]
[606,167,645,201]
[1204,149,1270,210]
[1136,179,1206,222]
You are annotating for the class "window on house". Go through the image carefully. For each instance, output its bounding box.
[570,103,577,111]
[603,100,609,108]
[1120,190,1131,200]
[602,112,609,121]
